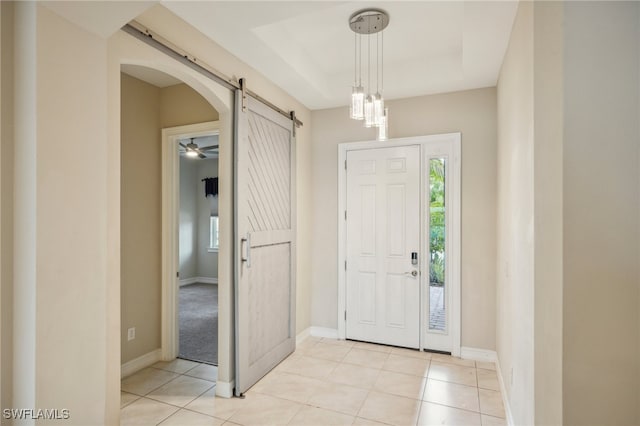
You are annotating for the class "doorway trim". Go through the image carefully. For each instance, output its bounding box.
[337,133,461,357]
[161,120,220,361]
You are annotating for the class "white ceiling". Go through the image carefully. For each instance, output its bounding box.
[44,1,519,111]
[162,1,519,110]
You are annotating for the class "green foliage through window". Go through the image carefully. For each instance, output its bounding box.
[429,158,446,286]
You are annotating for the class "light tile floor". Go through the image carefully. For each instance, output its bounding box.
[121,337,506,426]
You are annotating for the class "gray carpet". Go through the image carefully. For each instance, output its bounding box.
[179,283,218,365]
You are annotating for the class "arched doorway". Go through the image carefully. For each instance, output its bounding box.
[108,30,236,422]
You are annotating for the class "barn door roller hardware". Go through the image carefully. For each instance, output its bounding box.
[122,21,303,129]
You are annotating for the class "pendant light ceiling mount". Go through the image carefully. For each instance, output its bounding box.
[349,9,390,35]
[348,8,389,141]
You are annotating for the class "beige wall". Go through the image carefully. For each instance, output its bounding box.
[496,2,535,424]
[310,88,497,351]
[121,73,218,364]
[36,5,111,419]
[497,2,640,424]
[120,73,162,364]
[562,2,639,424]
[8,3,112,423]
[0,0,14,416]
[13,2,38,414]
[161,83,220,128]
[533,2,564,424]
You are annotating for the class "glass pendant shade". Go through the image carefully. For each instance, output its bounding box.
[350,86,365,120]
[377,108,389,141]
[364,95,374,128]
[373,93,384,126]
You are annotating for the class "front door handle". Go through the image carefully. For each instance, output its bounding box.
[404,270,418,277]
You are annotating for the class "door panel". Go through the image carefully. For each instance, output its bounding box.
[248,244,291,363]
[235,93,296,395]
[345,146,420,348]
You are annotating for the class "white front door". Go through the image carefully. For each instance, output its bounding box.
[345,146,421,349]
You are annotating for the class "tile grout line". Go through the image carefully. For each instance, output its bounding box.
[422,399,486,417]
[414,372,430,425]
[143,368,216,399]
[144,379,216,410]
[476,370,482,422]
[153,405,181,426]
[124,361,202,398]
[179,404,228,423]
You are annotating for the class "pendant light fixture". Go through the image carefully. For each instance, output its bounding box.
[349,8,389,141]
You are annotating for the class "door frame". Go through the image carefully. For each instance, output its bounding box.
[161,120,220,362]
[337,133,461,356]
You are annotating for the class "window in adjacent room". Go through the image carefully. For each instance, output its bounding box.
[209,216,219,252]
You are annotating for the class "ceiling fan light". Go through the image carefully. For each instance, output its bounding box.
[186,149,198,158]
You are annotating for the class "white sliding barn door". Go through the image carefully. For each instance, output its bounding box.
[234,92,296,395]
[345,146,420,348]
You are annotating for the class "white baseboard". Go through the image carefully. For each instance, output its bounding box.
[121,349,161,379]
[460,346,497,362]
[179,277,197,286]
[309,326,339,339]
[296,326,339,343]
[496,358,515,426]
[216,380,235,398]
[180,277,218,286]
[296,327,311,345]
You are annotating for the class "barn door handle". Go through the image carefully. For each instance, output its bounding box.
[241,232,251,268]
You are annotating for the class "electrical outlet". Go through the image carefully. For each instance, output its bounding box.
[127,327,136,341]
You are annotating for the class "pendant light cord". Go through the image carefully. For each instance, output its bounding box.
[354,31,357,85]
[376,31,380,94]
[359,33,362,86]
[367,16,371,95]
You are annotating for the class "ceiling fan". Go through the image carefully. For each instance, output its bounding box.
[179,138,218,159]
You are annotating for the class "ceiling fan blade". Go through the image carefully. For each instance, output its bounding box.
[198,152,207,159]
[179,143,187,149]
[199,144,219,151]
